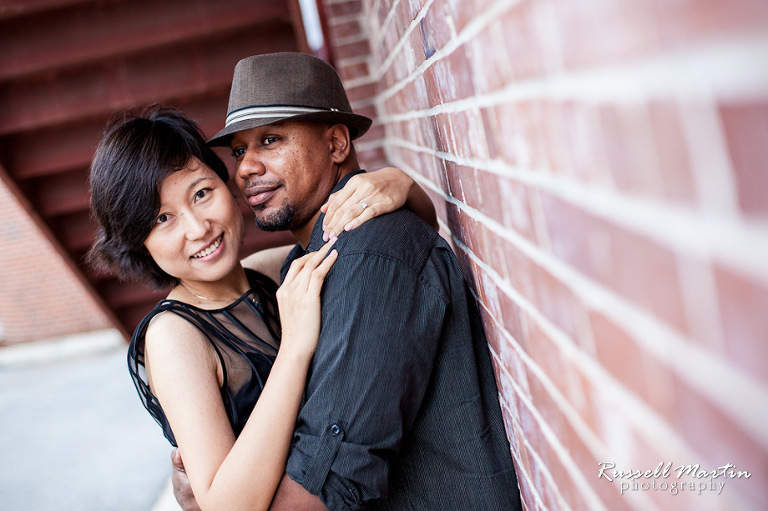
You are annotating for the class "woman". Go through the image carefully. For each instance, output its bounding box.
[87,106,435,511]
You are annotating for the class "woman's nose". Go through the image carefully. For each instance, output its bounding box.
[183,213,209,240]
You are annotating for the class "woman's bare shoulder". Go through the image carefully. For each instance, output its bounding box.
[241,244,294,284]
[144,311,213,365]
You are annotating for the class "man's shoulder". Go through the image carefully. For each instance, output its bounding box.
[336,208,439,254]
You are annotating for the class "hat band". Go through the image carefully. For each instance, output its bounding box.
[225,105,339,128]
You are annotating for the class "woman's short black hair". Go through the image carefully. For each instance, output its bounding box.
[87,105,230,289]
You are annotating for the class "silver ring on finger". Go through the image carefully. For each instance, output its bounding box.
[358,200,368,210]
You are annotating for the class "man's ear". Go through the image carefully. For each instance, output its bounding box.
[327,124,351,163]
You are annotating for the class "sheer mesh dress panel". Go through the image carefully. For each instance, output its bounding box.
[127,269,281,446]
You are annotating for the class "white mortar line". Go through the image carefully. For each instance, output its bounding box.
[494,344,611,511]
[375,0,523,86]
[390,152,768,449]
[469,237,763,511]
[373,0,433,77]
[334,33,369,47]
[387,138,768,283]
[343,73,379,88]
[326,12,364,26]
[378,28,768,107]
[367,0,402,50]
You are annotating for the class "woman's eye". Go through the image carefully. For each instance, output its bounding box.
[156,213,170,224]
[194,188,210,201]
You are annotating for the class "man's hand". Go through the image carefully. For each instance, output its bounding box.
[171,448,201,511]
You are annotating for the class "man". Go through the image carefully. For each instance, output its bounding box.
[175,52,521,510]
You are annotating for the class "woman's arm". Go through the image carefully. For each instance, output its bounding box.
[241,244,294,284]
[242,167,437,282]
[321,167,438,240]
[147,243,338,511]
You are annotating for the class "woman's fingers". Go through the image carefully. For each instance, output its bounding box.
[323,196,375,241]
[322,168,412,241]
[306,248,337,296]
[322,184,357,235]
[282,239,336,290]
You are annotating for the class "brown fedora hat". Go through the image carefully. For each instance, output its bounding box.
[208,52,372,147]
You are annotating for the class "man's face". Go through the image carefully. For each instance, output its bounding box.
[230,121,337,234]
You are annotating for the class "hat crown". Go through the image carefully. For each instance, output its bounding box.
[228,52,353,114]
[207,52,371,146]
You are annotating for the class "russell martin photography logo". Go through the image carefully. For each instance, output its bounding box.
[598,461,751,496]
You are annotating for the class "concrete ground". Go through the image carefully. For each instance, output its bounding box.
[0,330,180,510]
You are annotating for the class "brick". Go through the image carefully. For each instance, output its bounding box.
[497,1,548,81]
[392,0,414,40]
[482,102,532,168]
[477,268,502,318]
[421,0,453,53]
[329,18,362,40]
[477,221,505,276]
[501,239,538,307]
[465,18,512,95]
[443,0,475,34]
[558,102,612,185]
[345,81,376,103]
[540,192,689,335]
[422,62,446,109]
[672,374,768,509]
[652,0,768,51]
[644,101,696,204]
[459,210,485,258]
[325,0,362,18]
[714,264,768,386]
[538,422,603,511]
[531,262,590,346]
[590,311,649,402]
[498,177,536,242]
[442,47,477,103]
[549,0,659,71]
[338,60,370,81]
[450,108,491,160]
[524,100,553,171]
[598,103,668,200]
[636,347,677,423]
[442,159,463,202]
[433,111,453,154]
[719,101,768,216]
[525,321,568,398]
[488,309,529,391]
[333,38,371,60]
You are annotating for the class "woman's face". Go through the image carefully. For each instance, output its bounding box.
[144,158,244,288]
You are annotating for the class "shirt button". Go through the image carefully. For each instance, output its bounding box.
[330,424,341,436]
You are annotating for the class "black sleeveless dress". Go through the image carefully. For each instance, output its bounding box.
[127,269,281,447]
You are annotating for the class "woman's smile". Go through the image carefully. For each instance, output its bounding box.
[191,233,224,259]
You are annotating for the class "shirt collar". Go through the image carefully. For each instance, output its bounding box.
[305,169,367,253]
[280,169,367,281]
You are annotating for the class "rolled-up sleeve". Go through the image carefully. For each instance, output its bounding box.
[284,251,447,510]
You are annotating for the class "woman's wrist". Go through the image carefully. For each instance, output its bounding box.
[275,333,316,362]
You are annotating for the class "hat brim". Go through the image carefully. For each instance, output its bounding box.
[207,111,372,147]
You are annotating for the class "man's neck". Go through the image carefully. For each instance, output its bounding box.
[292,209,323,248]
[291,166,361,249]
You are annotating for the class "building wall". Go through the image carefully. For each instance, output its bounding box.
[0,174,111,344]
[322,1,768,510]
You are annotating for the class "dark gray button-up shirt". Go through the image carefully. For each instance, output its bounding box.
[281,171,521,511]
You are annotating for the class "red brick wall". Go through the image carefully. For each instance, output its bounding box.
[322,1,768,510]
[0,174,111,344]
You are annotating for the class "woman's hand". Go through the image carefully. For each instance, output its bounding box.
[321,167,417,241]
[275,240,338,357]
